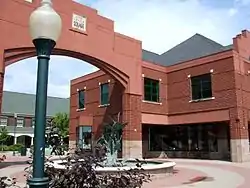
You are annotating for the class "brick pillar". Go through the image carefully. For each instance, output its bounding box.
[229,108,250,162]
[0,73,4,114]
[122,93,142,159]
[68,118,78,153]
[0,50,4,115]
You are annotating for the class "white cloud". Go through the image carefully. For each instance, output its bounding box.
[4,0,250,97]
[89,0,244,53]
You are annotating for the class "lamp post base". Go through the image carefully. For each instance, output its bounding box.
[27,177,49,188]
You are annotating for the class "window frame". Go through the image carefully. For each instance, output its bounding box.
[76,126,93,151]
[190,73,213,101]
[78,89,85,109]
[16,118,24,127]
[143,77,160,103]
[100,82,110,106]
[0,116,8,126]
[32,118,35,128]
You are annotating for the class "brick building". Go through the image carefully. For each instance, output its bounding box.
[70,30,250,163]
[1,91,69,147]
[1,0,250,163]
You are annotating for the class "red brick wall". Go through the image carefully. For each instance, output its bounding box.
[0,73,3,114]
[122,93,142,141]
[167,56,237,115]
[70,55,240,140]
[69,73,124,141]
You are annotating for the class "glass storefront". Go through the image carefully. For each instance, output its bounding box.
[76,126,92,150]
[148,124,219,152]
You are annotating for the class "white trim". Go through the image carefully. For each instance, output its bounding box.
[142,100,162,105]
[189,97,215,103]
[8,133,34,138]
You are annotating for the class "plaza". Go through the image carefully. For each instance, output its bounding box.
[1,156,250,188]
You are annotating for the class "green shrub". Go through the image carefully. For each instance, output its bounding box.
[0,144,24,151]
[8,144,24,151]
[0,145,8,151]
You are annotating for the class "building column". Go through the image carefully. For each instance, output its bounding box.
[229,108,250,162]
[0,72,4,114]
[14,136,17,145]
[122,93,142,159]
[31,137,34,146]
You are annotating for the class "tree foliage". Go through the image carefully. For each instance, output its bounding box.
[0,127,10,146]
[51,112,69,139]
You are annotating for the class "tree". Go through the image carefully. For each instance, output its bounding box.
[0,127,10,151]
[51,112,69,139]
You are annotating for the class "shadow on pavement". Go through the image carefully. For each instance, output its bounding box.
[182,176,214,185]
[0,161,29,169]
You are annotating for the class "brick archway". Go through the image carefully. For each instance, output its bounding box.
[0,0,143,158]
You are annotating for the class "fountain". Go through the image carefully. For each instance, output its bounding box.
[96,116,125,167]
[50,115,176,176]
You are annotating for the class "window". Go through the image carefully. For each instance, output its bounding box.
[191,74,212,100]
[100,83,109,105]
[144,78,159,102]
[16,118,24,127]
[32,118,35,128]
[0,117,7,126]
[76,126,92,150]
[78,90,85,109]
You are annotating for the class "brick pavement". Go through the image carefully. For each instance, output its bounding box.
[1,157,250,187]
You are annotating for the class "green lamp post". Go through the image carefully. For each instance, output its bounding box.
[27,0,62,187]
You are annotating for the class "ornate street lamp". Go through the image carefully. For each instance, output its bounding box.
[27,0,62,187]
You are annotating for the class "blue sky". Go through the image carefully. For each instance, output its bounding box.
[4,0,250,97]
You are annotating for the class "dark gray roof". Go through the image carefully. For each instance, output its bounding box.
[142,33,232,66]
[142,50,161,64]
[2,91,69,116]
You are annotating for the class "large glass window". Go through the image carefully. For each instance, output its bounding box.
[78,90,85,109]
[191,73,212,100]
[100,83,109,105]
[76,126,92,150]
[144,78,159,102]
[149,124,218,152]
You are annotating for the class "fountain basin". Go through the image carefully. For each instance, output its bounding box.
[48,157,176,176]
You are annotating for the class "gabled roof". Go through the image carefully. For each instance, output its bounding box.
[142,33,232,66]
[1,91,69,116]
